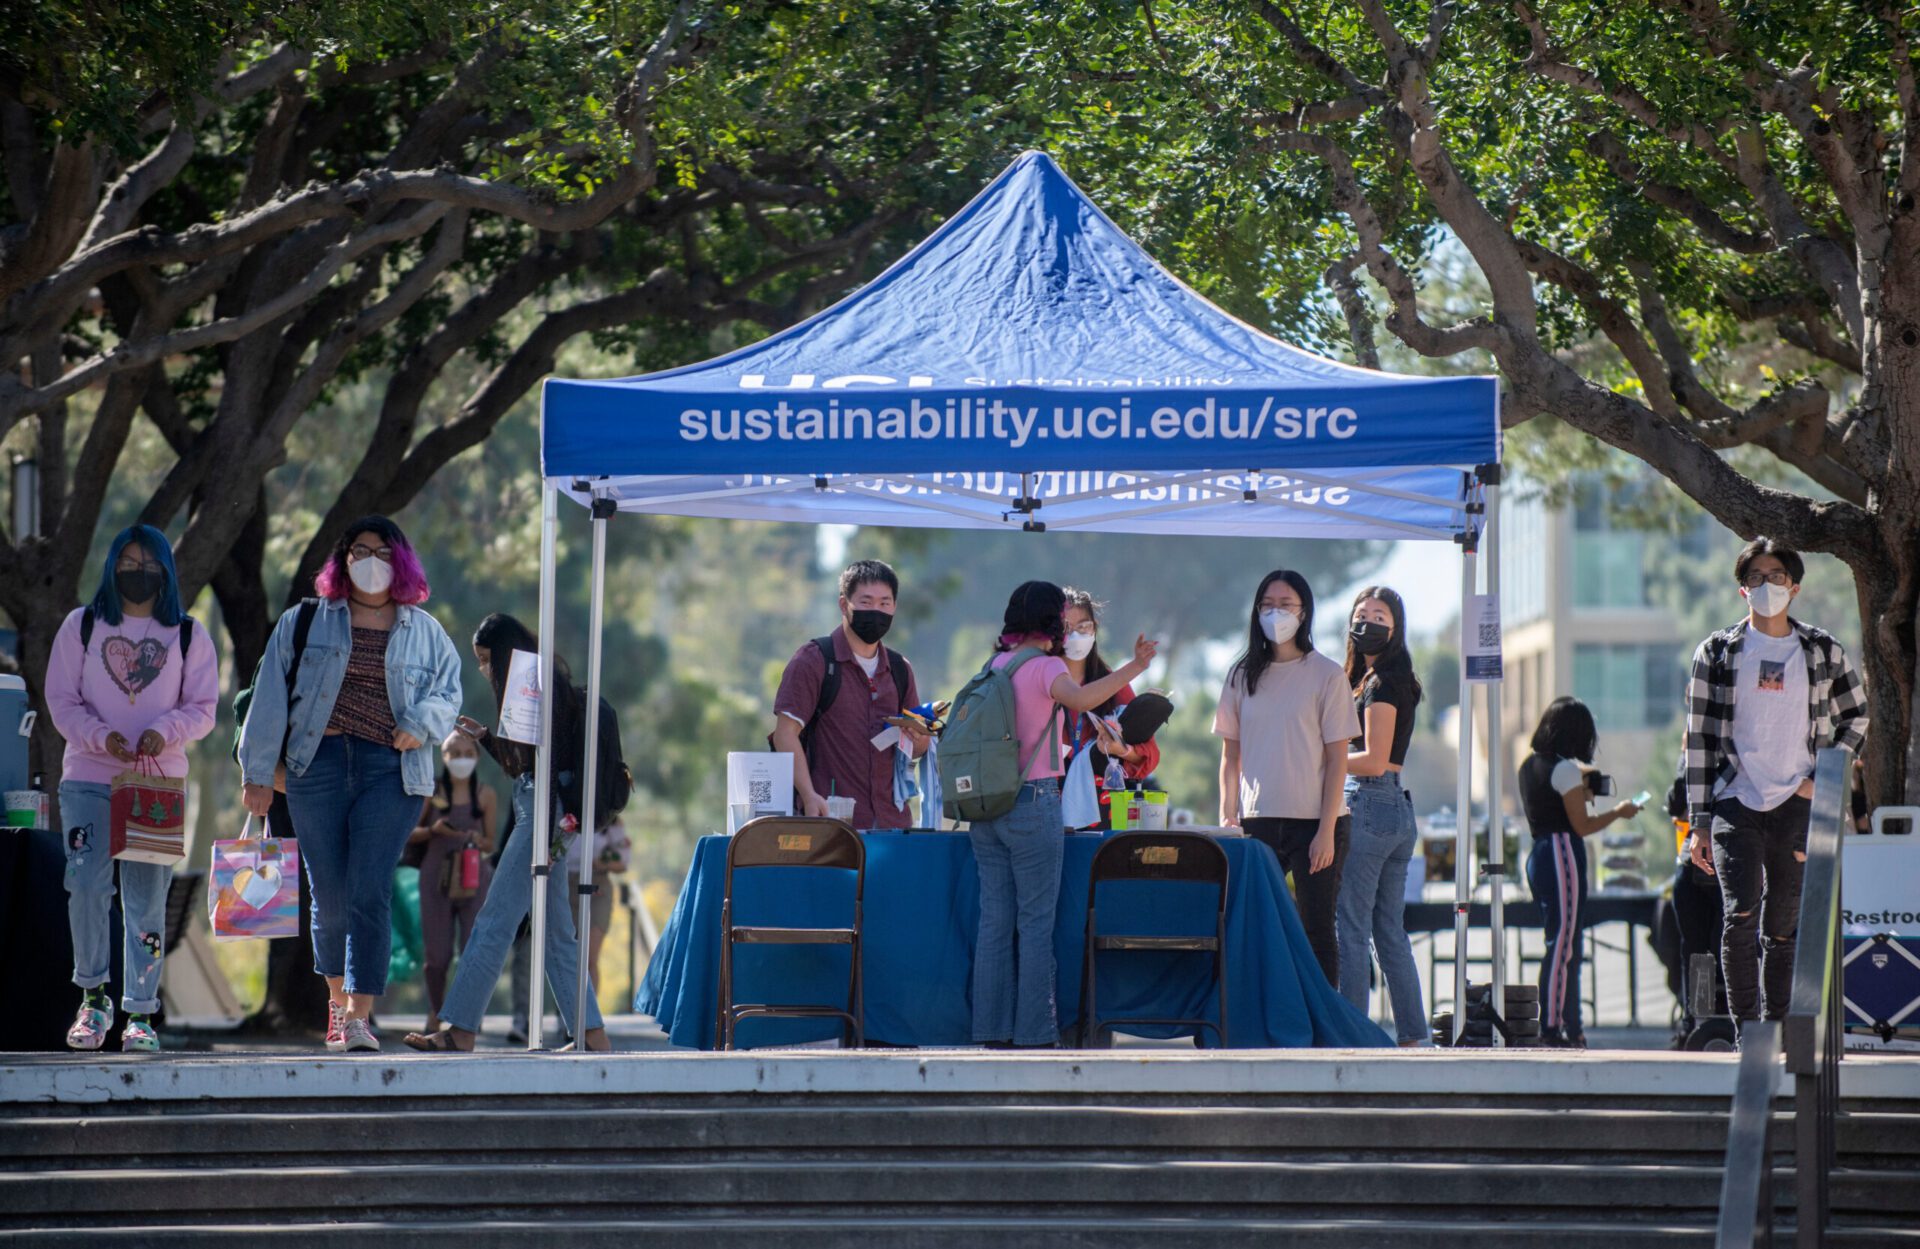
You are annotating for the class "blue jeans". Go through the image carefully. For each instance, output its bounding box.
[60,781,169,1014]
[285,735,424,996]
[1527,831,1587,1038]
[968,778,1064,1046]
[439,775,603,1037]
[1335,774,1427,1043]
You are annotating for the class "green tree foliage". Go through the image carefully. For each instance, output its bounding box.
[1000,0,1920,804]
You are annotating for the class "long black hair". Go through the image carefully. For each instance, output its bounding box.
[1229,569,1315,696]
[1343,585,1423,708]
[1530,696,1598,763]
[995,580,1067,653]
[1061,586,1120,715]
[472,612,587,782]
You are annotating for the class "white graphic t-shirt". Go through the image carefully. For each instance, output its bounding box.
[1721,628,1812,812]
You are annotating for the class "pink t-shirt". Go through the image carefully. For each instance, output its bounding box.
[991,646,1070,780]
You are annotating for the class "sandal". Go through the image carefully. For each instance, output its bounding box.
[402,1028,474,1053]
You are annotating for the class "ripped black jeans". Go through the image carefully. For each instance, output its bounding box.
[1709,795,1810,1023]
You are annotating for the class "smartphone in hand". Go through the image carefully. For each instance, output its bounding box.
[455,715,489,739]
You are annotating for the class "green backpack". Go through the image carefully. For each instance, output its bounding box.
[941,648,1064,824]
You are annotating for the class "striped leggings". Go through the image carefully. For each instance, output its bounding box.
[1525,832,1587,1038]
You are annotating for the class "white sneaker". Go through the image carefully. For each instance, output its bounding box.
[342,1018,380,1052]
[324,1003,348,1052]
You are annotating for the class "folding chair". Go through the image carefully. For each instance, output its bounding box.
[716,817,865,1050]
[1079,832,1229,1047]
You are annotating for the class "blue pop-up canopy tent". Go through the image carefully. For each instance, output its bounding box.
[529,151,1511,1045]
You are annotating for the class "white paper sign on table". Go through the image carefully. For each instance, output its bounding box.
[498,649,544,744]
[726,752,794,834]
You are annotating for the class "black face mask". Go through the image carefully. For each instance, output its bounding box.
[848,609,893,645]
[1349,620,1392,656]
[116,568,165,607]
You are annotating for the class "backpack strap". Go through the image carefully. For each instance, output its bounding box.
[885,645,910,711]
[285,599,319,698]
[80,608,95,655]
[797,636,843,756]
[180,618,194,660]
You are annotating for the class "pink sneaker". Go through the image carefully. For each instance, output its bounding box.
[66,1001,112,1051]
[325,1002,347,1052]
[342,1018,380,1052]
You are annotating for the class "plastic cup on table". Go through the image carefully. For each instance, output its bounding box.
[824,795,857,826]
[728,803,754,835]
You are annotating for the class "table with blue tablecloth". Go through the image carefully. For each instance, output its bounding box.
[638,830,1391,1049]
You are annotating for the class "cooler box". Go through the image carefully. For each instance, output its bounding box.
[1843,933,1920,1036]
[0,675,28,797]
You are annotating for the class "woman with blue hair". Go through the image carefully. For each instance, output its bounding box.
[44,525,218,1051]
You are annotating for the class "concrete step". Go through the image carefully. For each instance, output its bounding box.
[11,1157,1914,1220]
[0,1105,1757,1163]
[11,1217,1920,1249]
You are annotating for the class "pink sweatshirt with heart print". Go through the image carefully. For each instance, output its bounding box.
[45,606,220,784]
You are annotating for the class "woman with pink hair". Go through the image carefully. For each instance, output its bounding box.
[239,515,464,1052]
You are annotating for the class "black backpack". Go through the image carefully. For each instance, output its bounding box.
[557,694,631,832]
[782,636,911,766]
[229,600,319,764]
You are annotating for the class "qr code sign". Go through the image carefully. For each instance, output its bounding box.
[748,777,773,806]
[1478,619,1500,648]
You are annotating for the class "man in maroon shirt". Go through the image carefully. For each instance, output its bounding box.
[772,560,930,828]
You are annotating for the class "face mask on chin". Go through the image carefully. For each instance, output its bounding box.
[1062,631,1096,661]
[349,556,394,596]
[1259,608,1300,645]
[446,756,478,780]
[1745,582,1792,619]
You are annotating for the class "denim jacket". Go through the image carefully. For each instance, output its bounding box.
[238,600,464,798]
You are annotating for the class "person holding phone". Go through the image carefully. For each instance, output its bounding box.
[1518,696,1642,1048]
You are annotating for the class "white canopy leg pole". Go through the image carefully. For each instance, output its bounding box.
[1453,536,1477,1044]
[575,492,610,1045]
[530,483,559,1050]
[1484,477,1506,1040]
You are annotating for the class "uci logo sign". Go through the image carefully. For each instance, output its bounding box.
[741,374,935,389]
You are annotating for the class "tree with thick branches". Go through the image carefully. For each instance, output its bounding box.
[1,0,1030,1027]
[1024,1,1920,806]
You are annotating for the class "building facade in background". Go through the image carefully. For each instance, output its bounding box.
[1499,476,1708,827]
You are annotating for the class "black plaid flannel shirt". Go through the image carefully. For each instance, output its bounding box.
[1683,617,1868,828]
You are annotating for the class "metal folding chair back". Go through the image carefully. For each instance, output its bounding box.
[717,817,865,1049]
[1079,832,1230,1047]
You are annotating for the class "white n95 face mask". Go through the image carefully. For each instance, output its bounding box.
[1062,632,1096,661]
[1259,608,1300,644]
[446,757,479,780]
[1746,582,1791,618]
[349,556,394,595]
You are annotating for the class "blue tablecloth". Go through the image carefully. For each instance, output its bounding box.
[638,831,1391,1049]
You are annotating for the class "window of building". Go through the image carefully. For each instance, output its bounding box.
[1501,488,1549,625]
[1571,479,1649,609]
[1573,642,1685,730]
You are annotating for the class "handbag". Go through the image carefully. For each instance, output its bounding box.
[1062,743,1101,830]
[110,757,187,865]
[208,816,300,941]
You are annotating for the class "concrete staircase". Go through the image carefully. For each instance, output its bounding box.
[1,1051,1915,1246]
